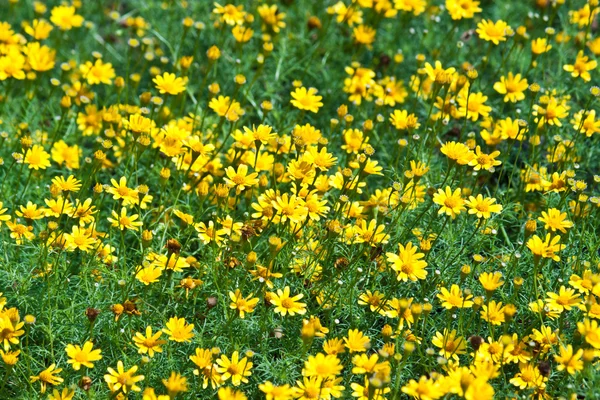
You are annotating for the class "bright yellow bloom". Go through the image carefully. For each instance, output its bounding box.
[476,19,510,45]
[563,50,597,82]
[104,361,144,394]
[133,326,166,357]
[290,87,323,113]
[268,286,306,316]
[493,72,528,103]
[65,341,102,370]
[153,72,187,95]
[386,242,428,281]
[162,316,194,343]
[433,186,465,219]
[30,364,63,394]
[215,351,253,386]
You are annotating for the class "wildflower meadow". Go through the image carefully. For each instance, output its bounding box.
[1,0,600,399]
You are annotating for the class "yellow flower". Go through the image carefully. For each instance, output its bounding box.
[433,186,465,219]
[30,363,63,394]
[479,271,504,293]
[476,19,510,45]
[290,87,323,113]
[133,326,166,357]
[440,141,474,165]
[23,144,51,170]
[493,72,528,103]
[468,146,502,171]
[432,329,466,360]
[395,0,427,16]
[389,109,420,130]
[563,50,597,82]
[104,361,144,393]
[480,300,506,325]
[344,329,371,353]
[50,5,84,30]
[224,164,259,192]
[353,25,376,48]
[386,242,428,282]
[162,316,194,343]
[446,0,481,20]
[437,284,473,309]
[215,351,253,386]
[153,72,187,95]
[258,4,286,33]
[107,207,143,231]
[269,286,306,316]
[163,371,188,396]
[554,345,584,375]
[577,318,600,349]
[65,341,102,370]
[538,208,573,233]
[545,286,581,313]
[458,90,491,121]
[80,59,116,85]
[213,3,246,25]
[229,289,259,318]
[526,233,565,262]
[531,37,552,55]
[465,194,502,219]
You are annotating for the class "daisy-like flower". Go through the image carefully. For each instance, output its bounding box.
[538,208,573,233]
[290,87,323,113]
[389,109,420,130]
[554,345,584,375]
[268,286,306,316]
[457,91,492,121]
[65,341,102,370]
[352,218,390,246]
[64,225,96,252]
[107,177,139,205]
[302,353,343,379]
[50,5,84,30]
[432,329,466,360]
[476,19,510,45]
[107,207,143,231]
[215,351,253,386]
[563,50,597,82]
[224,164,259,193]
[440,141,474,165]
[479,271,504,293]
[437,284,474,309]
[51,175,81,192]
[344,329,370,353]
[527,233,565,262]
[433,186,465,219]
[465,194,503,219]
[423,60,456,83]
[23,144,51,170]
[259,381,296,400]
[229,289,259,318]
[162,317,194,343]
[153,72,187,95]
[531,37,552,55]
[0,202,11,225]
[446,0,481,20]
[80,59,115,85]
[133,326,166,357]
[545,286,581,313]
[386,242,428,282]
[30,364,64,393]
[104,361,144,394]
[493,72,528,103]
[480,300,506,325]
